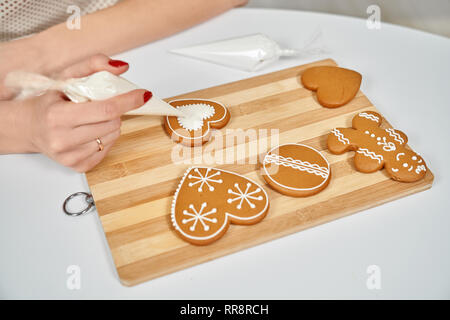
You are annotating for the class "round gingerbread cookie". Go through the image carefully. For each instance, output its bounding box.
[262,143,331,197]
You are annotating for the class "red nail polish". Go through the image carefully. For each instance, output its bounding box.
[143,91,153,103]
[108,59,129,67]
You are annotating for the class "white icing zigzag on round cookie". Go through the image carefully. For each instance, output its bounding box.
[262,143,331,197]
[176,103,216,131]
[264,154,329,179]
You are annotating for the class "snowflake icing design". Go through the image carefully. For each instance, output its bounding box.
[182,202,217,232]
[188,168,223,192]
[227,182,264,209]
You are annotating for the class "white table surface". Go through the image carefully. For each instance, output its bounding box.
[1,8,449,299]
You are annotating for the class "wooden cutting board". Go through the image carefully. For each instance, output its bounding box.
[85,59,434,286]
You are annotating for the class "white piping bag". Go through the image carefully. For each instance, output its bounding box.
[169,29,327,72]
[4,70,183,117]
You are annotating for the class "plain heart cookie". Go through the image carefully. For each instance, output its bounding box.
[164,99,230,147]
[261,143,331,197]
[171,167,270,245]
[301,66,362,108]
[328,111,427,182]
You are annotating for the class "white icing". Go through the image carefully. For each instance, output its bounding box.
[403,163,408,168]
[227,182,263,209]
[396,152,405,161]
[365,130,396,151]
[357,148,383,164]
[264,154,329,179]
[359,112,379,122]
[385,128,405,144]
[166,99,228,141]
[188,168,222,192]
[331,128,350,145]
[412,156,417,160]
[176,103,215,131]
[182,202,217,232]
[376,136,396,152]
[391,168,399,172]
[262,143,331,192]
[415,165,426,174]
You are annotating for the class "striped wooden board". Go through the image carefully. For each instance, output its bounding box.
[85,59,434,286]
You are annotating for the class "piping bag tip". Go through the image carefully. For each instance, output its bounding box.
[127,95,186,117]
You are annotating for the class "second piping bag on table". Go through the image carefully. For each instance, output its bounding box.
[4,70,183,117]
[169,29,327,72]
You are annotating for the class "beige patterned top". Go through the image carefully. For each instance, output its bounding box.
[0,0,121,42]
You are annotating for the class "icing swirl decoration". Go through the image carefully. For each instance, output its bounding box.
[164,99,230,147]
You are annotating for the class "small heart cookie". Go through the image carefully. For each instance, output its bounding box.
[164,99,230,147]
[171,167,270,245]
[301,66,362,108]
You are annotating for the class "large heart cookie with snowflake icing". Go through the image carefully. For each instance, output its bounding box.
[164,99,230,147]
[171,167,269,245]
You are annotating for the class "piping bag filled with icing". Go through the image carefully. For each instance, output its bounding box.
[4,70,183,117]
[170,30,327,72]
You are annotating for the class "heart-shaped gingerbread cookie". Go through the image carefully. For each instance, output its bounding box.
[301,66,362,108]
[171,167,269,245]
[164,99,230,147]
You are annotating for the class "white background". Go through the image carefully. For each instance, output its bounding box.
[0,8,449,299]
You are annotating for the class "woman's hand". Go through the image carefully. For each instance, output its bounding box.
[0,38,43,100]
[0,54,149,172]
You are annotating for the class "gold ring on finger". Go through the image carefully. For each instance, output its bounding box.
[96,138,104,152]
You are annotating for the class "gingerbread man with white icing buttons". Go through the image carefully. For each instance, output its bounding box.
[328,111,427,182]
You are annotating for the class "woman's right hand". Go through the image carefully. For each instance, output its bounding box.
[0,54,150,172]
[20,89,149,172]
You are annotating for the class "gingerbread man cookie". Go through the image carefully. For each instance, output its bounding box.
[262,143,331,197]
[164,99,230,147]
[328,111,427,182]
[301,66,362,108]
[171,167,269,245]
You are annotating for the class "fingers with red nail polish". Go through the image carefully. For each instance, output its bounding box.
[108,59,129,68]
[143,90,153,103]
